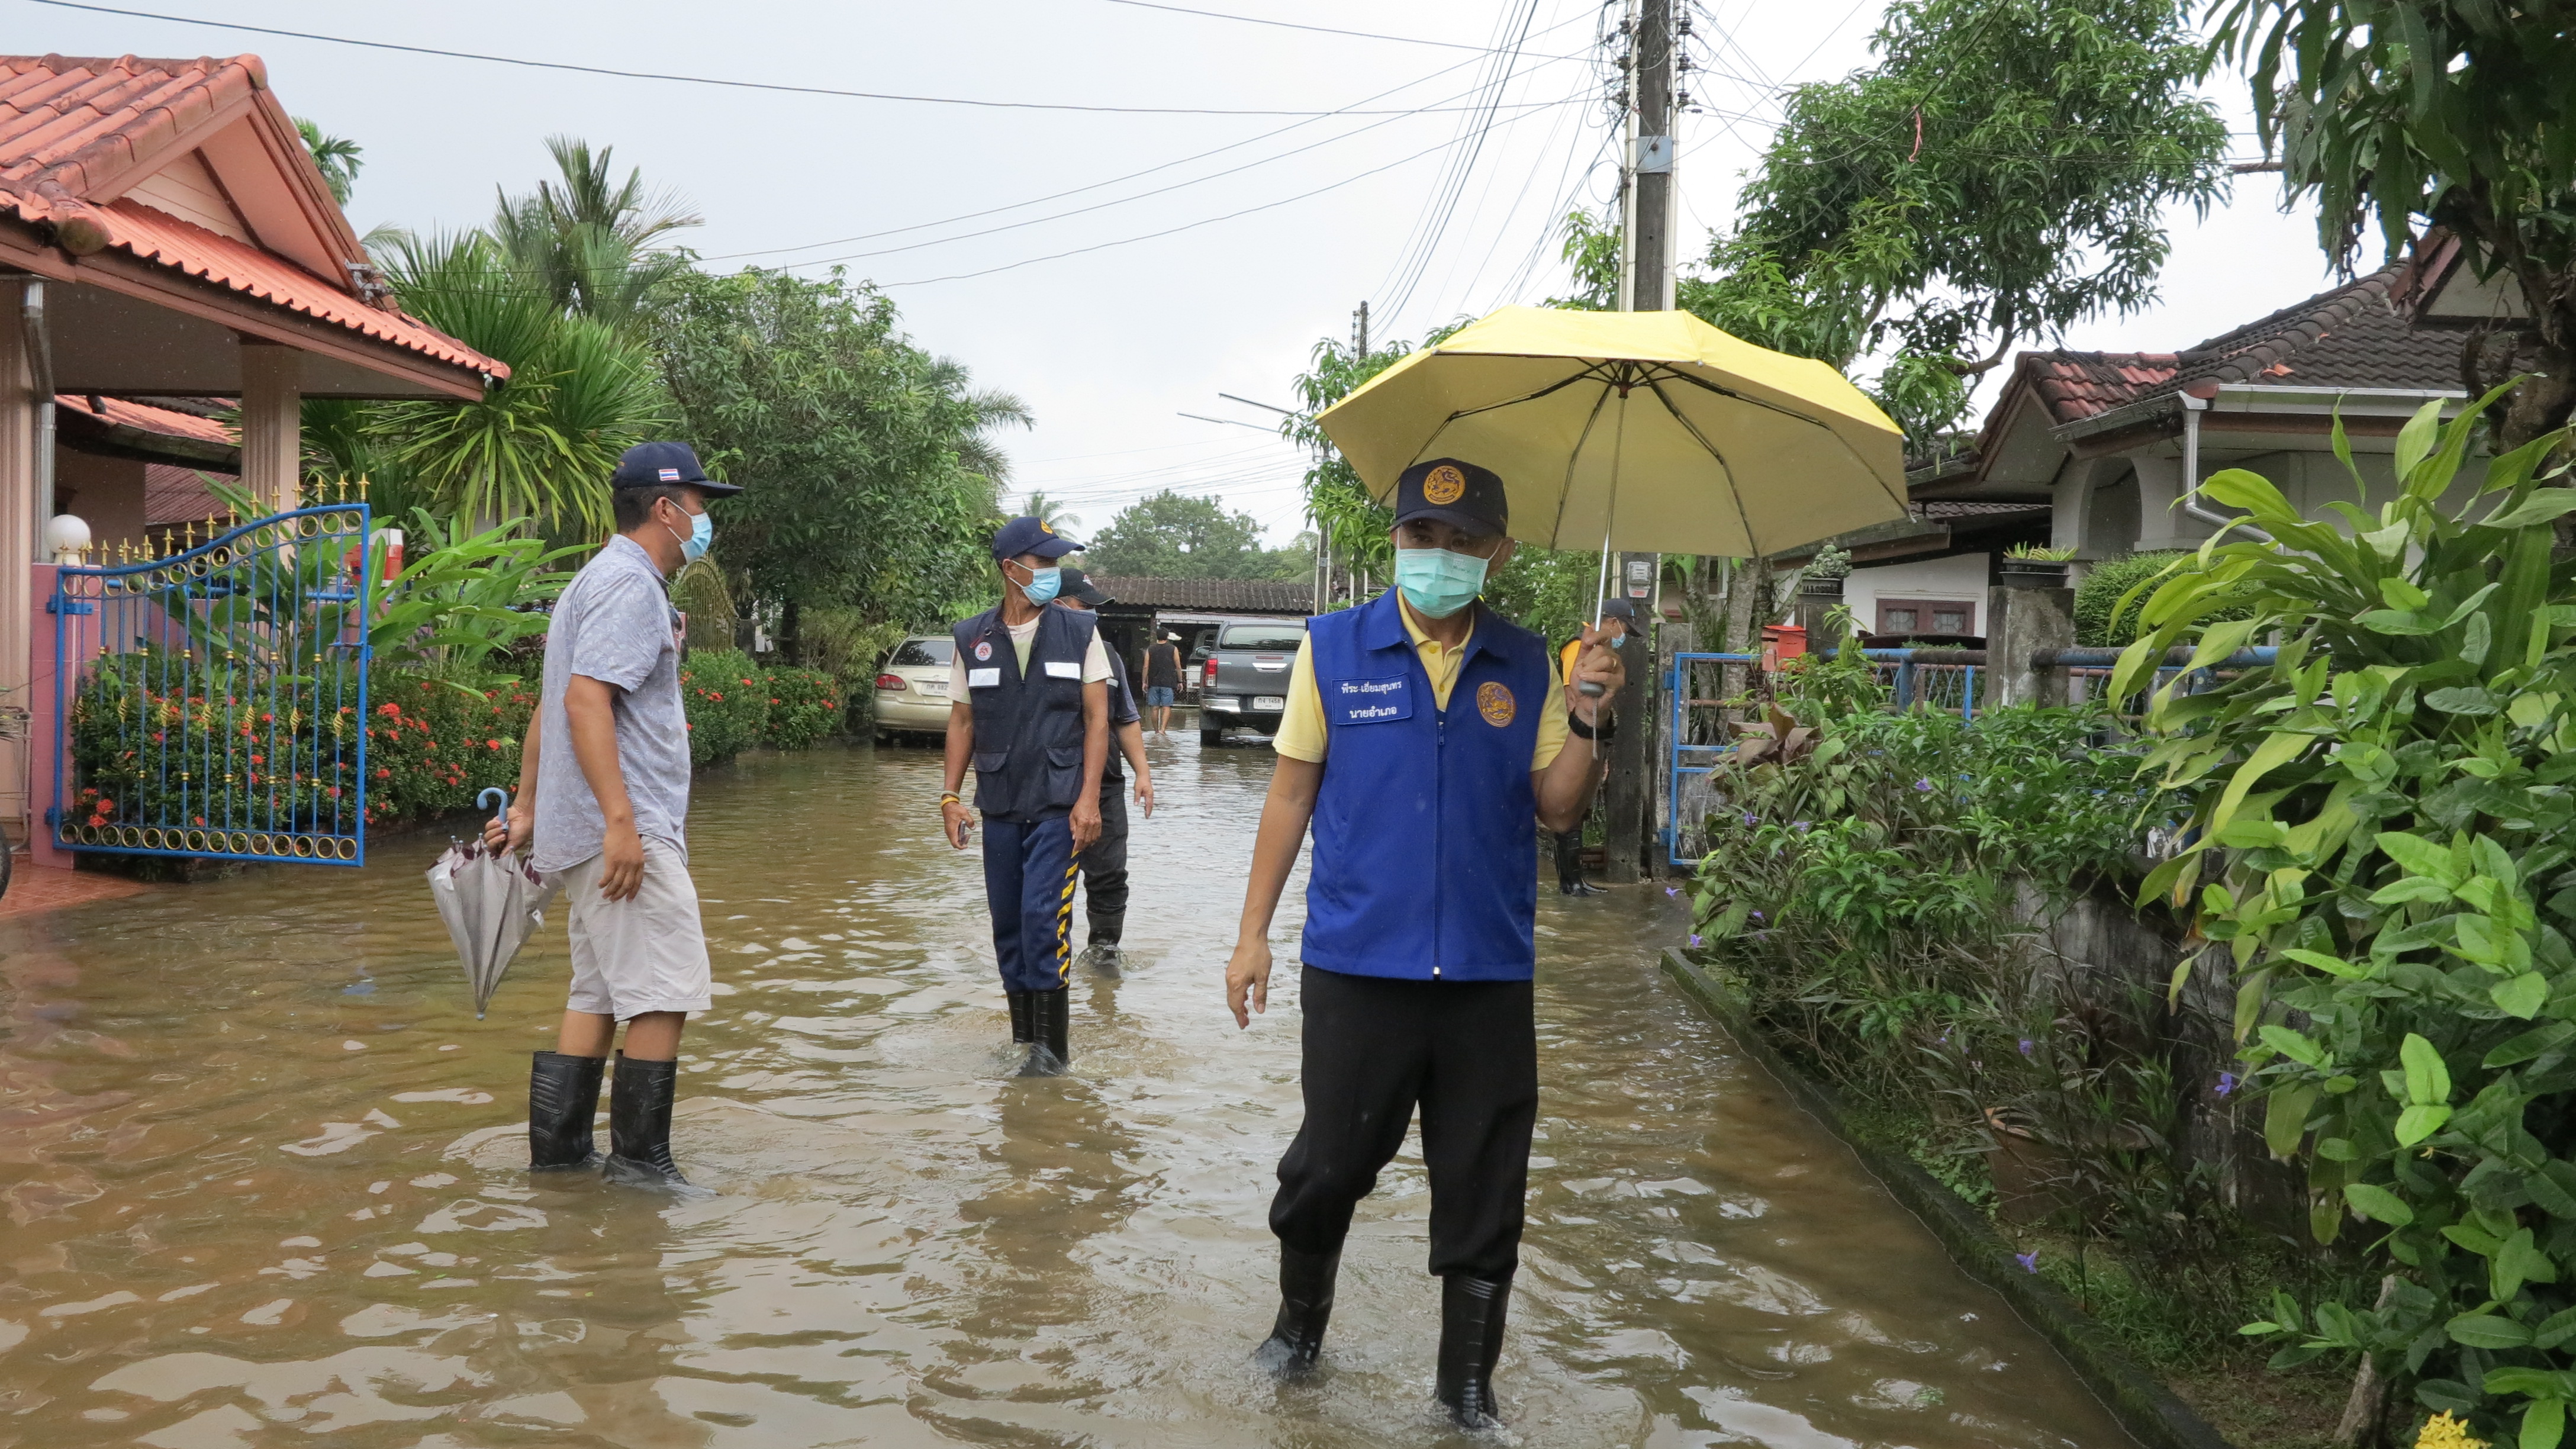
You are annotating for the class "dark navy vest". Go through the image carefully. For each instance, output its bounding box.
[1300,590,1547,981]
[954,604,1098,823]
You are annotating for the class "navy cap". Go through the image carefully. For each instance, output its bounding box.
[1599,597,1639,623]
[610,441,742,497]
[992,516,1081,562]
[1056,566,1113,607]
[1393,457,1507,536]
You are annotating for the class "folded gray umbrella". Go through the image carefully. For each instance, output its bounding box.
[427,789,561,1018]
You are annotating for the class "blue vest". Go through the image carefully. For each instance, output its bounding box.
[1300,591,1547,981]
[954,604,1098,823]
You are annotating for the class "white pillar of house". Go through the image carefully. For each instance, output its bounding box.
[239,340,303,514]
[2129,450,2214,553]
[2053,455,2124,558]
[0,277,34,842]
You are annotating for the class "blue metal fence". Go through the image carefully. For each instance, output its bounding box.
[49,503,376,865]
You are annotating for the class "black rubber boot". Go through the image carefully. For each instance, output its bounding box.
[1018,989,1070,1076]
[603,1054,694,1189]
[1007,989,1036,1045]
[527,1051,605,1171]
[1250,1244,1341,1379]
[1435,1271,1514,1429]
[1555,832,1602,896]
[1082,916,1125,975]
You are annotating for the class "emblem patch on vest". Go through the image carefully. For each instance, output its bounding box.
[975,640,993,661]
[1477,680,1515,726]
[1423,464,1467,505]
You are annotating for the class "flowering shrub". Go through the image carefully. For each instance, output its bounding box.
[679,648,768,767]
[760,665,843,749]
[360,672,533,826]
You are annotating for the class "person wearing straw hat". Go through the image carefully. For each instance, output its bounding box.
[1223,457,1625,1429]
[939,518,1113,1074]
[488,441,739,1190]
[1552,596,1635,896]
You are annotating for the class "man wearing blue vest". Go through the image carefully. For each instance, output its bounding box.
[939,517,1112,1076]
[1223,458,1626,1428]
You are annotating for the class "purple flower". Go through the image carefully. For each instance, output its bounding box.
[2015,1252,2039,1274]
[1664,886,1679,898]
[2214,1073,2238,1098]
[2017,1038,2034,1057]
[1793,820,1811,832]
[1741,812,1759,826]
[1689,933,1704,948]
[1749,910,1764,922]
[1914,778,1934,792]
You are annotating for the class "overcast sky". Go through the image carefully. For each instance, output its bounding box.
[29,0,2352,542]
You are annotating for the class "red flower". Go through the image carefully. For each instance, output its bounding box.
[97,798,114,812]
[376,768,391,780]
[379,702,401,717]
[485,739,501,750]
[86,813,104,828]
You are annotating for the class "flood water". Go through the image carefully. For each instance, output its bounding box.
[1,736,2137,1448]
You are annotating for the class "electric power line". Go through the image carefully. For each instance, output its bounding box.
[1096,0,1589,60]
[24,0,1584,118]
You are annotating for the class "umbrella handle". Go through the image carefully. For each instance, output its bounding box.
[478,787,510,822]
[1578,680,1606,698]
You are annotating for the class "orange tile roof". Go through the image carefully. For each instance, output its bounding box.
[56,391,233,447]
[0,53,504,381]
[102,202,503,375]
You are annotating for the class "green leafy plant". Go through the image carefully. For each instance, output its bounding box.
[2117,387,2576,1445]
[2006,543,2079,561]
[680,648,768,767]
[759,665,842,749]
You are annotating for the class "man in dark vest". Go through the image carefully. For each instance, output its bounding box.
[1054,566,1154,973]
[1222,458,1625,1428]
[939,517,1112,1075]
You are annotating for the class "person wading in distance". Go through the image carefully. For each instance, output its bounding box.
[939,517,1112,1074]
[1054,567,1154,974]
[492,440,740,1191]
[1222,457,1626,1428]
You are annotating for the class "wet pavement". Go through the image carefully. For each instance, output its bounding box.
[0,735,2136,1447]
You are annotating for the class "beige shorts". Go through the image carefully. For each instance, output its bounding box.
[561,836,712,1020]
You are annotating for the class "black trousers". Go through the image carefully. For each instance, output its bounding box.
[1077,777,1129,945]
[1268,965,1538,1280]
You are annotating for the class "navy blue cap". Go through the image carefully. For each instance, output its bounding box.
[1393,457,1507,536]
[1055,566,1113,607]
[610,441,742,497]
[992,516,1081,562]
[1599,597,1639,623]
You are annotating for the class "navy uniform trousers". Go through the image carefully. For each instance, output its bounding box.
[980,813,1077,992]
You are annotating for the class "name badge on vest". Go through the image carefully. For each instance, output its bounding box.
[967,667,1001,688]
[1331,675,1412,724]
[1044,660,1081,680]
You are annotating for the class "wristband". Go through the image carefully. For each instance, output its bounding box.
[1567,711,1616,745]
[939,791,962,806]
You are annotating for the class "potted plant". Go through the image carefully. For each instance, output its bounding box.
[1997,543,2075,588]
[1797,542,1852,598]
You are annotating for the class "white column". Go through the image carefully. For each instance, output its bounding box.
[2129,451,2214,553]
[239,341,302,513]
[0,278,34,842]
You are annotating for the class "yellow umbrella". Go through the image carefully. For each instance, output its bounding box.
[1316,305,1908,561]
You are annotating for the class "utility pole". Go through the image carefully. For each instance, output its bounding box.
[1602,0,1677,883]
[1351,300,1369,359]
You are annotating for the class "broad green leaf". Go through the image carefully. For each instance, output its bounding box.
[2482,491,2576,532]
[2260,1023,2326,1067]
[2449,1313,2536,1349]
[2379,832,2462,886]
[2343,1182,2414,1226]
[2522,1398,2566,1449]
[2397,1103,2453,1147]
[2282,948,2371,980]
[2494,971,2551,1019]
[2403,1033,2453,1105]
[2490,1366,2575,1398]
[2265,1083,2317,1157]
[2189,618,2263,672]
[2394,398,2443,486]
[2380,577,2432,611]
[2487,1023,2576,1068]
[2536,1308,2576,1351]
[2212,732,2310,835]
[2427,686,2501,716]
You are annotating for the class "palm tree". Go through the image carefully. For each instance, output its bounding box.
[491,137,702,332]
[364,231,671,534]
[294,118,362,205]
[1018,491,1078,533]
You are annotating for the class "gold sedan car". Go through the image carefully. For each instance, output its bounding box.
[872,636,955,742]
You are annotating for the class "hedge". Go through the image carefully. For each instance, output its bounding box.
[761,665,842,749]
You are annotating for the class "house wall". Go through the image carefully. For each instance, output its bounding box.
[1844,554,1991,636]
[54,449,149,553]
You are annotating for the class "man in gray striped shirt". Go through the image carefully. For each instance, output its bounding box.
[491,442,740,1190]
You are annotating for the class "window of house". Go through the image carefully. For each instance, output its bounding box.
[1876,598,1977,636]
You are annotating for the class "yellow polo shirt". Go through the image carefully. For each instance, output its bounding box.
[1271,595,1568,767]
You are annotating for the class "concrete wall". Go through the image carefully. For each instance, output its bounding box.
[1844,553,1991,636]
[54,449,148,553]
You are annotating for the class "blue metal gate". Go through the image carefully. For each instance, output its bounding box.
[49,502,376,865]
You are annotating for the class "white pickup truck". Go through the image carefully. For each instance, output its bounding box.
[1196,618,1307,746]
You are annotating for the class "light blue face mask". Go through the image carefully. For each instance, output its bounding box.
[1393,546,1489,619]
[661,504,713,564]
[1016,563,1063,606]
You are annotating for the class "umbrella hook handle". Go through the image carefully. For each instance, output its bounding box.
[477,786,510,823]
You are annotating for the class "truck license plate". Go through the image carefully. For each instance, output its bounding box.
[1252,695,1287,711]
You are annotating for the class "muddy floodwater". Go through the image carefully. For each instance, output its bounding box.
[1,738,2137,1448]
